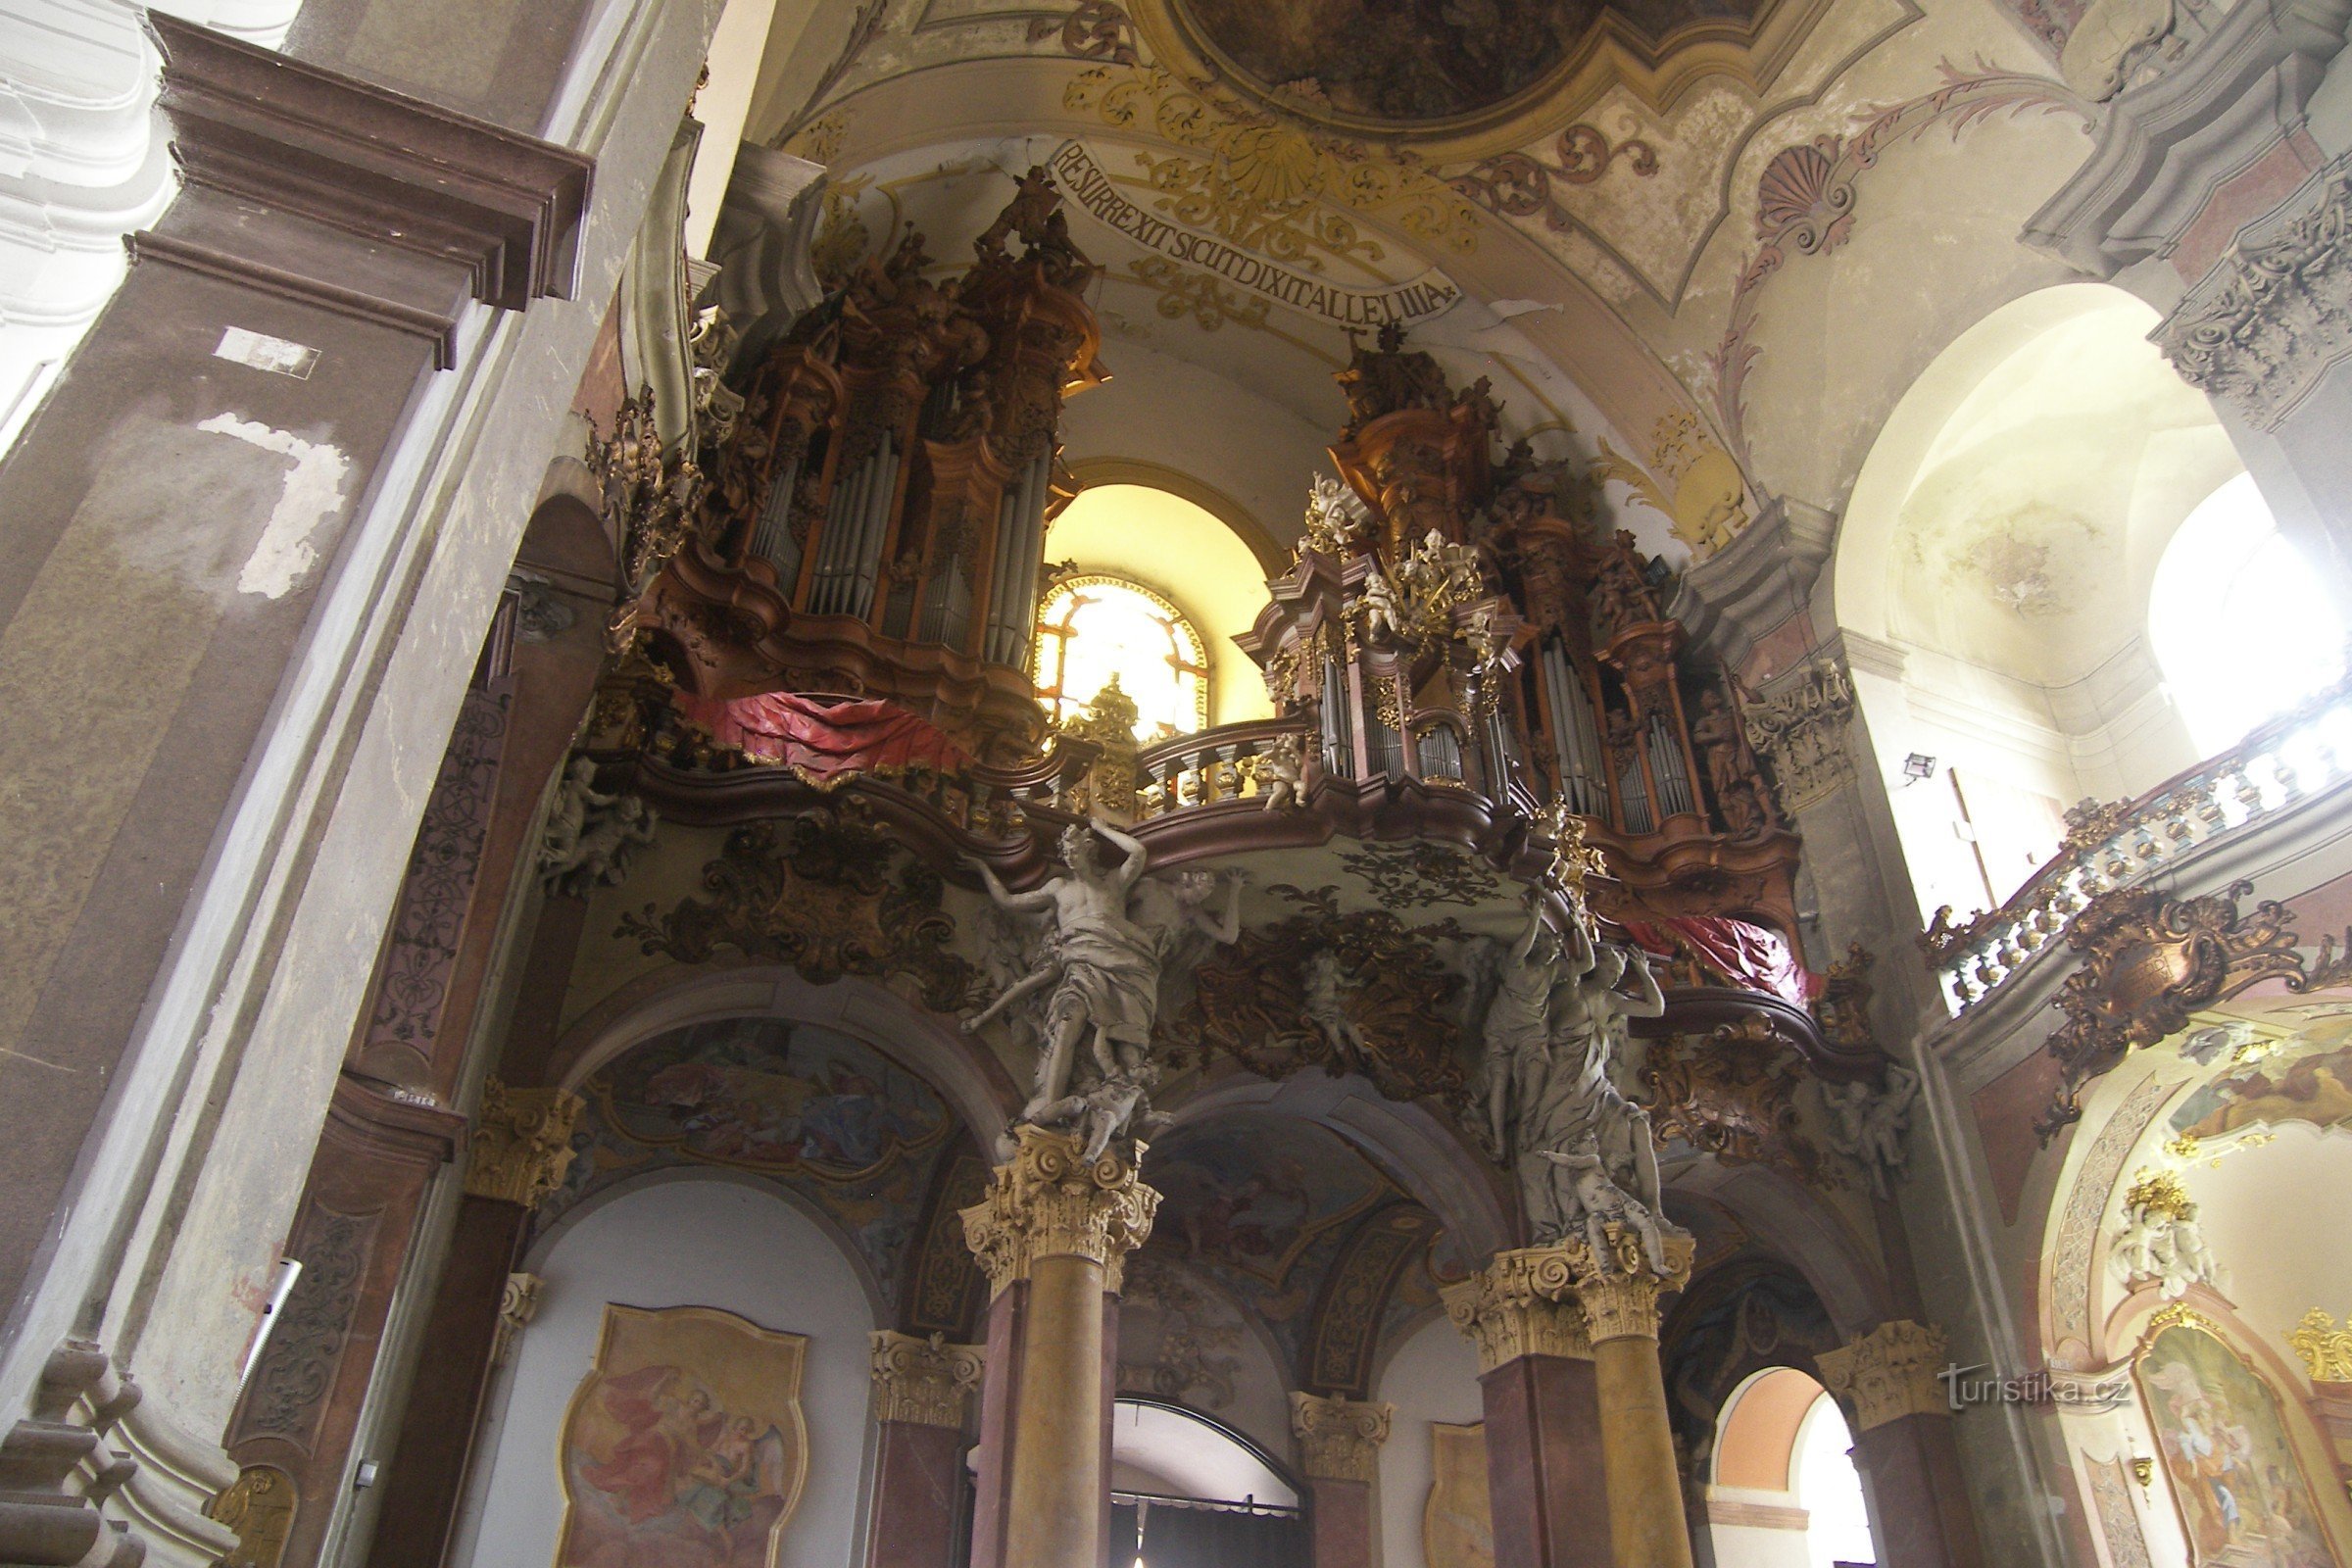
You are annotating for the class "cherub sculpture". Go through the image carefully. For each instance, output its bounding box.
[1255,732,1305,811]
[1539,1133,1673,1275]
[1820,1063,1919,1199]
[1358,566,1403,643]
[541,761,660,897]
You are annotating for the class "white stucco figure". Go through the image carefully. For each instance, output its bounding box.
[968,820,1239,1145]
[1255,731,1305,811]
[1821,1063,1920,1198]
[1539,1133,1673,1274]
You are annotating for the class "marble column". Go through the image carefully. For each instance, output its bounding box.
[1291,1392,1393,1568]
[1444,1247,1612,1568]
[1564,1231,1698,1568]
[1817,1321,1984,1568]
[959,1128,1157,1568]
[360,1083,582,1568]
[867,1331,986,1568]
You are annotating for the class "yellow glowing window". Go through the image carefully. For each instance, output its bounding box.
[1034,575,1210,743]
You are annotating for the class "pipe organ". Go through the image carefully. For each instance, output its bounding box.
[635,168,1104,763]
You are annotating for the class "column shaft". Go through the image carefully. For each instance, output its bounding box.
[1591,1334,1694,1568]
[1005,1252,1110,1568]
[1307,1477,1376,1567]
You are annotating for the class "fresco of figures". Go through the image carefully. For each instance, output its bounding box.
[558,1305,808,1568]
[2136,1321,2333,1568]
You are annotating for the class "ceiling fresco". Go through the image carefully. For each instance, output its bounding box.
[1165,0,1770,126]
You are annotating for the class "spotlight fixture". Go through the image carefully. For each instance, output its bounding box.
[1903,753,1937,781]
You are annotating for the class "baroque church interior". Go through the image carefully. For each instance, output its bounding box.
[9,0,2352,1565]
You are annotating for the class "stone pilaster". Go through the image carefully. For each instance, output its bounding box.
[462,1081,585,1207]
[866,1332,987,1568]
[1818,1322,1983,1568]
[1292,1393,1393,1568]
[959,1128,1156,1568]
[1443,1246,1596,1371]
[1443,1244,1609,1568]
[1291,1392,1394,1484]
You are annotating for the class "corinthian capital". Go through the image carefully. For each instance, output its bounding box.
[958,1126,1159,1296]
[1816,1320,1949,1431]
[1442,1246,1593,1372]
[1290,1392,1394,1484]
[1561,1225,1695,1344]
[464,1080,584,1207]
[870,1331,986,1428]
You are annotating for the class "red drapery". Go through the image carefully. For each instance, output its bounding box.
[1619,915,1822,1008]
[674,691,970,784]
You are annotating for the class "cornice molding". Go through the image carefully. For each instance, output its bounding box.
[2023,0,2352,274]
[131,14,595,366]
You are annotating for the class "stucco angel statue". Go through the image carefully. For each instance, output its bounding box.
[965,819,1240,1145]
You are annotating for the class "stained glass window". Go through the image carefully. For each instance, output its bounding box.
[1034,574,1210,743]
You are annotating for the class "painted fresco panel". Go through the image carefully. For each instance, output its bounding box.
[557,1304,809,1568]
[2136,1323,2332,1568]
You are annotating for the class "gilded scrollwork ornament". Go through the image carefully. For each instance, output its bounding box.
[2287,1308,2352,1384]
[2036,880,2332,1140]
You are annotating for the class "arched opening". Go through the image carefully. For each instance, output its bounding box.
[1709,1368,1875,1568]
[1833,282,2265,923]
[1109,1398,1305,1568]
[1034,573,1212,741]
[1042,483,1280,730]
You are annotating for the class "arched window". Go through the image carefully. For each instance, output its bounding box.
[1034,574,1210,743]
[2150,473,2346,755]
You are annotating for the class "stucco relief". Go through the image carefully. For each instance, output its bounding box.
[2051,1074,2177,1344]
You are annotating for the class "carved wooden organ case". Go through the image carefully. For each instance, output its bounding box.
[634,170,1105,763]
[1242,328,1807,939]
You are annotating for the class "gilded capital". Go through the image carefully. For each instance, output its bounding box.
[958,1126,1159,1296]
[2288,1309,2352,1385]
[1290,1391,1393,1484]
[1564,1225,1695,1344]
[1816,1320,1949,1431]
[870,1330,986,1428]
[464,1080,584,1207]
[1443,1245,1593,1371]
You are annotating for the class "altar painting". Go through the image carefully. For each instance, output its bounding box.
[2136,1321,2332,1568]
[557,1304,808,1568]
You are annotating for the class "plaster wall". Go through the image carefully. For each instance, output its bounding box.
[1374,1312,1486,1568]
[459,1178,878,1568]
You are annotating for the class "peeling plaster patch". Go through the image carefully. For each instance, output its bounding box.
[196,414,350,598]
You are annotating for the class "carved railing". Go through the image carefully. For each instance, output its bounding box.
[1924,676,2352,1012]
[1132,718,1320,820]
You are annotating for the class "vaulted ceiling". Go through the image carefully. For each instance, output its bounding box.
[729,0,2106,570]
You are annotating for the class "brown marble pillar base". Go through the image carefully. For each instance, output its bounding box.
[867,1420,967,1568]
[1852,1414,1984,1568]
[1481,1353,1614,1568]
[1306,1476,1376,1567]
